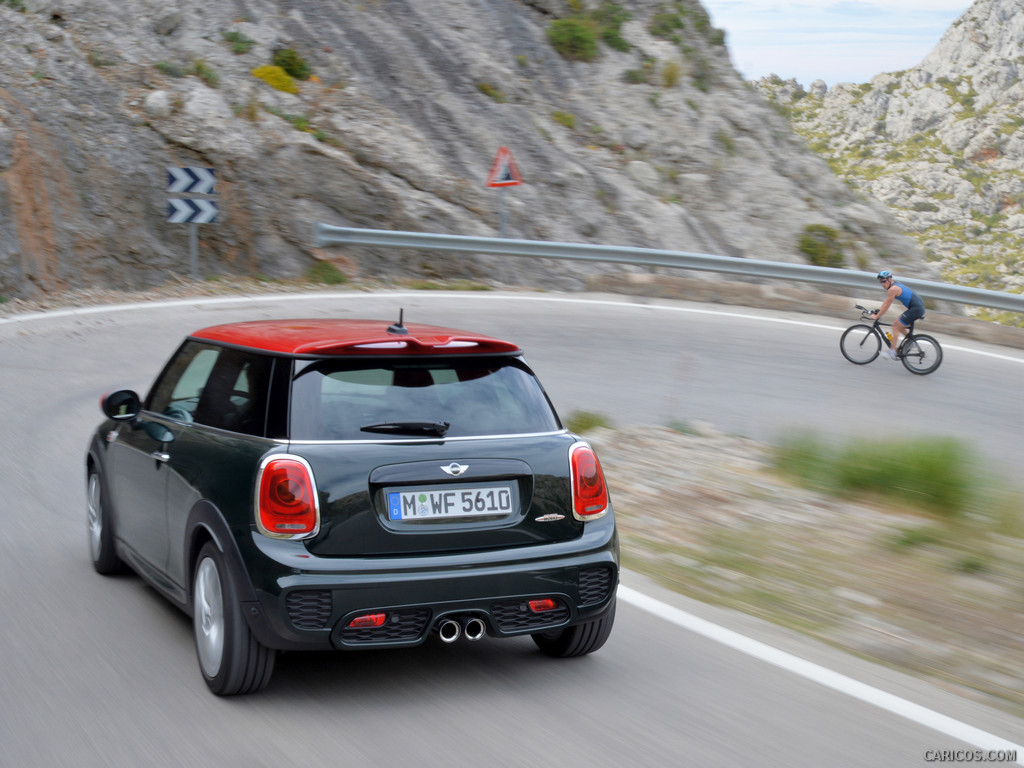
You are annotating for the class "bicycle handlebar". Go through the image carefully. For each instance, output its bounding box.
[854,304,887,325]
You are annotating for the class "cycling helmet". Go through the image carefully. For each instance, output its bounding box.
[876,269,893,282]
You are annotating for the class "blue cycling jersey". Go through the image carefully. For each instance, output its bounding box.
[895,281,924,310]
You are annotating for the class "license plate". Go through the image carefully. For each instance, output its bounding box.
[387,485,514,521]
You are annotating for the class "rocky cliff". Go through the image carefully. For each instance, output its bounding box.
[756,0,1024,318]
[0,0,923,300]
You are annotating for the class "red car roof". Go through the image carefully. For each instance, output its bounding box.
[190,319,521,356]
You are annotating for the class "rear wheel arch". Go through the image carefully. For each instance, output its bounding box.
[184,501,258,612]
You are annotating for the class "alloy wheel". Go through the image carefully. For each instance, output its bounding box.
[194,557,225,678]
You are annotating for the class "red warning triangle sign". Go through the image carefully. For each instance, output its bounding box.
[486,146,522,187]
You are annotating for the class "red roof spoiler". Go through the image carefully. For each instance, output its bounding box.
[191,319,521,356]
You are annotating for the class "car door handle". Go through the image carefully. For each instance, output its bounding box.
[150,451,171,463]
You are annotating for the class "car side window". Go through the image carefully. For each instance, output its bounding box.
[193,351,273,436]
[147,343,273,436]
[148,342,222,422]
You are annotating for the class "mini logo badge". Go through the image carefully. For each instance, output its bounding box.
[441,463,469,477]
[536,514,565,522]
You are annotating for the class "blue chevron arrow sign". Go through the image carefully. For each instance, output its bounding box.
[168,198,218,224]
[167,166,216,194]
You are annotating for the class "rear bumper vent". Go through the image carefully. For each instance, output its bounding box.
[286,590,333,629]
[579,566,615,605]
[338,609,432,644]
[491,599,570,632]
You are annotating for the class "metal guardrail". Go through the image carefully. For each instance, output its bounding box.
[314,224,1024,314]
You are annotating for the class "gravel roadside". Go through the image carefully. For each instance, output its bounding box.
[590,423,1024,718]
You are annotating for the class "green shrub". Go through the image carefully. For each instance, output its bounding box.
[548,3,631,60]
[623,68,650,85]
[774,434,978,518]
[283,113,310,131]
[798,224,845,267]
[273,48,311,80]
[887,526,944,551]
[191,60,219,88]
[223,30,255,55]
[593,2,632,51]
[548,18,598,61]
[306,261,347,285]
[691,56,712,92]
[154,61,185,78]
[552,110,576,129]
[649,11,684,40]
[663,60,682,88]
[477,82,507,103]
[566,410,611,433]
[252,65,298,94]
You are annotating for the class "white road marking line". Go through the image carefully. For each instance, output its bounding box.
[619,585,1024,763]
[3,291,1022,364]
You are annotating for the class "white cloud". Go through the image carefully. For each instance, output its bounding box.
[700,0,971,86]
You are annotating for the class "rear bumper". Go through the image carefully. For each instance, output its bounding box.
[239,515,618,651]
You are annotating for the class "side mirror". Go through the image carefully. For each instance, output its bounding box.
[101,390,142,421]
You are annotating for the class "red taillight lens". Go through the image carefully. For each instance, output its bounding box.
[571,443,609,520]
[348,613,387,628]
[257,456,319,538]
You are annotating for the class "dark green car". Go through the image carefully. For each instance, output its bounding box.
[86,317,618,695]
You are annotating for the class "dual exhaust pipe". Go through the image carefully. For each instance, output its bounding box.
[437,615,487,643]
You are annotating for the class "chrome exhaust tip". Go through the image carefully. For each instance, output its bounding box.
[461,616,486,642]
[437,618,461,643]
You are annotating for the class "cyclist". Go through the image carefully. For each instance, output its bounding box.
[870,270,925,360]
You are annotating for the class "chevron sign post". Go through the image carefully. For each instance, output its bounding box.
[167,166,218,278]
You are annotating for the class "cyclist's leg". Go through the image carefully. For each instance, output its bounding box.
[890,318,906,357]
[896,307,925,357]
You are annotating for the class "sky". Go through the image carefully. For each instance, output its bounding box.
[699,0,972,87]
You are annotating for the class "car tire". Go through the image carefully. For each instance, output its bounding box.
[531,598,616,658]
[192,541,276,695]
[87,469,125,575]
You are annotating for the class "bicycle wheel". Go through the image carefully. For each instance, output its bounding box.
[840,324,881,364]
[900,334,942,375]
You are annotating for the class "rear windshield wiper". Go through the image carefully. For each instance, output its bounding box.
[360,421,450,437]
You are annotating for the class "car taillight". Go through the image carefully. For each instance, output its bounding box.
[348,613,387,628]
[256,455,320,539]
[570,443,609,521]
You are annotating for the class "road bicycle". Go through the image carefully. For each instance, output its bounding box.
[840,305,943,375]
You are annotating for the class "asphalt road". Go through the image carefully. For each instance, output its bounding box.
[2,291,1022,767]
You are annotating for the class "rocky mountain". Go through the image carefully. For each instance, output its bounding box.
[756,0,1024,319]
[0,0,924,301]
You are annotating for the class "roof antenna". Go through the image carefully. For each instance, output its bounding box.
[387,308,409,335]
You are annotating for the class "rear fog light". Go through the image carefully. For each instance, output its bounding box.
[528,599,559,613]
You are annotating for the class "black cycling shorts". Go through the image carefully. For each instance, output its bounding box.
[899,303,925,326]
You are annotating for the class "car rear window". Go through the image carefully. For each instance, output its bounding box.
[289,357,561,440]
